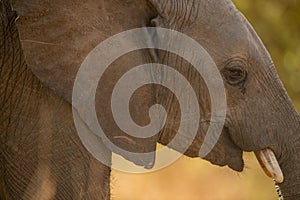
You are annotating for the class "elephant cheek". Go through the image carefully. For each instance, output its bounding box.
[202,131,244,172]
[182,125,244,172]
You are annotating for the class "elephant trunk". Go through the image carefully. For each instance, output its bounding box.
[279,121,300,200]
[251,108,300,199]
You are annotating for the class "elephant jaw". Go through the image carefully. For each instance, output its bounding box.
[254,148,284,183]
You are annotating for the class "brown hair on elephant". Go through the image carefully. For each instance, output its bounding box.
[1,0,299,199]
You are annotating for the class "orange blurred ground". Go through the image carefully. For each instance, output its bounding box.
[111,153,277,200]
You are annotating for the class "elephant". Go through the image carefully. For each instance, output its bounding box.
[1,0,299,199]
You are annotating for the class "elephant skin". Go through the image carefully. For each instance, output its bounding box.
[0,0,299,199]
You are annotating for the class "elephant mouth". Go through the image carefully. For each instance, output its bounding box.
[221,126,284,183]
[159,120,284,184]
[214,129,284,184]
[226,144,284,183]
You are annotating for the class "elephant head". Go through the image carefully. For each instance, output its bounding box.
[148,0,300,198]
[10,0,300,199]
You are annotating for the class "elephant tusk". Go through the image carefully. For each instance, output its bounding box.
[255,148,284,183]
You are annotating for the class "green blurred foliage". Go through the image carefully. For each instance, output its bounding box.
[233,0,300,112]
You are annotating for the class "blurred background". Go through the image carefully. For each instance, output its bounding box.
[111,0,300,199]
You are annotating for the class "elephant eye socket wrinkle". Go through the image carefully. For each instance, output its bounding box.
[222,60,247,86]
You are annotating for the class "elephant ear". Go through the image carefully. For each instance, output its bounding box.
[12,0,159,168]
[13,0,151,101]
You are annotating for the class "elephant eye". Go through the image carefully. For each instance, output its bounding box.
[222,60,247,85]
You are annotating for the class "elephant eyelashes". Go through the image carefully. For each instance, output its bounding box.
[222,60,247,85]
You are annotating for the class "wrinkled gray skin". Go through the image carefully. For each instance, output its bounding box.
[0,1,111,200]
[1,0,299,199]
